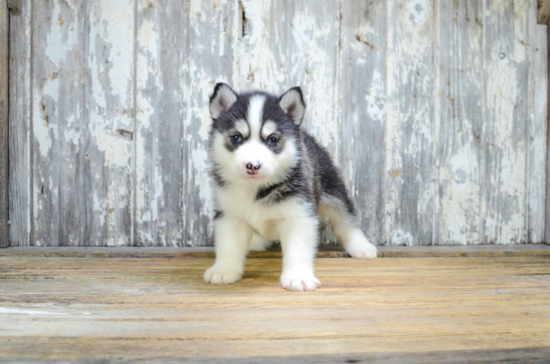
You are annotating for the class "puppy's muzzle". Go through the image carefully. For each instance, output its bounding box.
[246,162,261,175]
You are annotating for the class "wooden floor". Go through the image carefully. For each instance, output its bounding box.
[1,248,550,362]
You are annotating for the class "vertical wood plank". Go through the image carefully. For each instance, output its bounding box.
[0,0,9,248]
[385,0,436,245]
[8,0,31,246]
[435,0,484,245]
[182,0,240,246]
[135,0,186,246]
[136,0,239,246]
[32,0,86,246]
[238,0,340,244]
[483,1,529,244]
[527,0,548,243]
[338,1,387,244]
[32,0,134,246]
[84,0,135,246]
[546,26,550,245]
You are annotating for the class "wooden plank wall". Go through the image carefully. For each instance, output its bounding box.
[8,0,549,247]
[0,0,9,248]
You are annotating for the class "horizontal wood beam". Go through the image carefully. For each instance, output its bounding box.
[1,244,549,259]
[539,0,550,24]
[6,0,20,16]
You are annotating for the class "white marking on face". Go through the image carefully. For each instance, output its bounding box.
[261,120,278,139]
[247,95,266,141]
[234,119,250,138]
[212,95,299,185]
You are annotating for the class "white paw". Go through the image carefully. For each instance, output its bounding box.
[345,231,378,259]
[203,265,242,285]
[280,270,321,291]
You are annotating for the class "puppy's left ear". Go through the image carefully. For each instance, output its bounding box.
[279,87,306,126]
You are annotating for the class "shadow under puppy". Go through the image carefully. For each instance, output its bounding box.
[204,83,377,291]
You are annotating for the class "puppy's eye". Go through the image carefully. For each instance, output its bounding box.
[268,135,279,145]
[231,134,242,143]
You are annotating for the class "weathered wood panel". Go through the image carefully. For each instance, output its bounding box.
[0,0,9,248]
[528,0,548,243]
[135,0,186,247]
[32,0,86,246]
[181,1,240,246]
[484,1,530,244]
[435,0,484,245]
[339,1,387,245]
[85,0,135,246]
[8,0,30,246]
[32,0,134,246]
[385,0,437,246]
[136,0,239,246]
[7,0,549,246]
[547,25,550,245]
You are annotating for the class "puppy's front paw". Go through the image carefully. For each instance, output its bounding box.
[345,231,378,259]
[203,265,242,285]
[280,270,321,291]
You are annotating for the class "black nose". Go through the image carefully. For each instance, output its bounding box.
[246,163,261,170]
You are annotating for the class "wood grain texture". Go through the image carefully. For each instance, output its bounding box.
[8,0,31,246]
[385,0,436,246]
[339,1,387,245]
[528,0,548,243]
[32,0,86,246]
[484,1,530,244]
[181,0,239,246]
[0,0,8,248]
[135,0,239,247]
[7,1,549,246]
[84,0,134,246]
[135,0,186,247]
[32,0,134,246]
[2,244,550,259]
[1,255,549,361]
[547,25,550,245]
[435,0,484,245]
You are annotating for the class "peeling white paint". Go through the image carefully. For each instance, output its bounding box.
[21,0,547,247]
[44,0,78,68]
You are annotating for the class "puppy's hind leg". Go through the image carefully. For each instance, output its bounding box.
[320,195,377,259]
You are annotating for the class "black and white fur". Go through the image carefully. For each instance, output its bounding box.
[204,83,377,291]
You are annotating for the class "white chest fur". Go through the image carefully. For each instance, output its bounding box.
[216,184,308,241]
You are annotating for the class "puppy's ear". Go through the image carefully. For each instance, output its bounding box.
[279,87,306,126]
[209,83,237,119]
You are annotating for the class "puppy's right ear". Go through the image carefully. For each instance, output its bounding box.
[209,83,237,119]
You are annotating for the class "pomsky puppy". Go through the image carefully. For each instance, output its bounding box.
[204,83,377,291]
